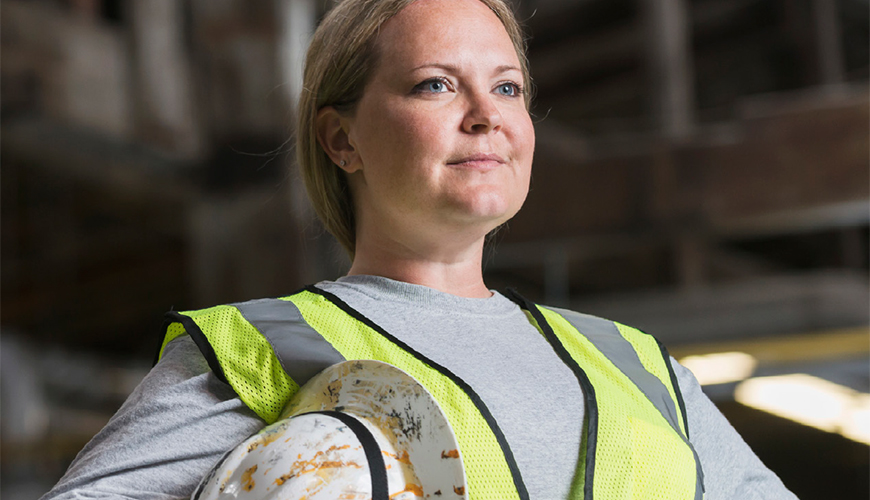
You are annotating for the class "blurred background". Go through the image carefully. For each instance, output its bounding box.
[1,0,867,498]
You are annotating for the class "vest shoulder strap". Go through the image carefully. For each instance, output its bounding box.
[548,306,689,438]
[544,308,704,500]
[505,290,703,500]
[157,296,345,423]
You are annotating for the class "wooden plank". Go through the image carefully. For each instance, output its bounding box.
[640,0,695,139]
[507,90,868,242]
[669,327,870,364]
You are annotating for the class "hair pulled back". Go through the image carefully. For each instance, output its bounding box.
[297,0,530,257]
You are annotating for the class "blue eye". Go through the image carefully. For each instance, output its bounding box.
[414,78,450,94]
[496,82,520,96]
[428,80,446,92]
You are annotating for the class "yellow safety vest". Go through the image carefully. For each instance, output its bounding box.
[158,286,704,500]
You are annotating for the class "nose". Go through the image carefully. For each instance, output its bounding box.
[461,91,503,134]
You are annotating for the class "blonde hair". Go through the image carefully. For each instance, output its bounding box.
[297,0,531,257]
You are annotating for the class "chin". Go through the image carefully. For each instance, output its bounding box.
[449,193,525,229]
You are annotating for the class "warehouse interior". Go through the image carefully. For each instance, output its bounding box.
[1,0,868,498]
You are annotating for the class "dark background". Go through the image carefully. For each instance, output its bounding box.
[2,0,868,498]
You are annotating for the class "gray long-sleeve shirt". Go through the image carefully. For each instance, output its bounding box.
[43,276,798,499]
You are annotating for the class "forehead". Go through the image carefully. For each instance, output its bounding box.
[374,0,520,69]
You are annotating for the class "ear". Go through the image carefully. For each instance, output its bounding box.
[316,106,360,173]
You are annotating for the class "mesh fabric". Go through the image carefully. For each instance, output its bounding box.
[158,322,188,359]
[630,416,697,499]
[615,322,687,436]
[287,290,521,500]
[167,305,299,423]
[538,306,698,500]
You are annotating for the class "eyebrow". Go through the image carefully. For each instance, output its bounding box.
[411,63,522,75]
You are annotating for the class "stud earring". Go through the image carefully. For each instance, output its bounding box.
[339,160,347,167]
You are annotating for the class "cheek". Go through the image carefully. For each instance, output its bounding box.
[510,111,535,173]
[509,114,534,211]
[366,105,442,164]
[390,107,447,155]
[352,108,442,202]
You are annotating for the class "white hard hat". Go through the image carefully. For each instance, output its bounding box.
[192,360,468,500]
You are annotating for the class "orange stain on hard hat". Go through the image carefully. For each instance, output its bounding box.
[441,449,460,459]
[241,464,257,491]
[274,444,363,486]
[390,483,425,498]
[259,429,284,447]
[382,449,413,464]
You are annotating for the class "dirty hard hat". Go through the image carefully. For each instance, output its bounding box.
[192,360,468,500]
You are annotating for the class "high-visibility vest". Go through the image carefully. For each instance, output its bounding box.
[158,286,704,500]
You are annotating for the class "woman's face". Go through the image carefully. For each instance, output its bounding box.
[341,0,535,251]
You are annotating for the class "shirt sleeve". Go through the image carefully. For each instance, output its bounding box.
[671,357,799,500]
[41,336,265,500]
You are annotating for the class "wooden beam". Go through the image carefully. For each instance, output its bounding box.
[572,271,870,344]
[130,0,203,157]
[640,0,696,139]
[669,327,870,363]
[508,89,869,242]
[811,0,846,84]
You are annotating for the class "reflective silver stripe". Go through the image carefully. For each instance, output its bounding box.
[549,306,704,499]
[233,298,346,386]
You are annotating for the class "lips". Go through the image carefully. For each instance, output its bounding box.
[447,153,505,168]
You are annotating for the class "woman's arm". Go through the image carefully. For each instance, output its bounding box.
[672,357,799,500]
[42,336,265,500]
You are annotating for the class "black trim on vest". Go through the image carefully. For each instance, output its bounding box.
[654,337,690,439]
[162,311,228,384]
[655,341,704,498]
[305,285,530,500]
[305,410,389,500]
[153,315,173,367]
[504,289,599,500]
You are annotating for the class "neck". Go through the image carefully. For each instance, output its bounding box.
[348,233,491,298]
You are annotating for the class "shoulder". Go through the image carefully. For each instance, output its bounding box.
[45,334,263,499]
[531,302,661,346]
[163,294,310,338]
[156,296,304,379]
[172,293,307,320]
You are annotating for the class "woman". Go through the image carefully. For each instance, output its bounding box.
[44,0,797,499]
